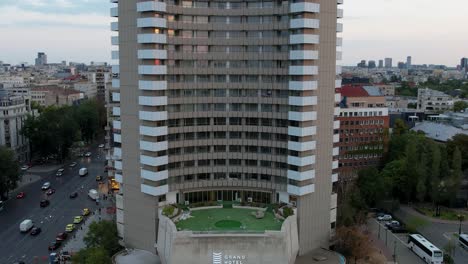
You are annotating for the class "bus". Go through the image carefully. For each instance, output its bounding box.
[459,234,468,250]
[408,234,443,264]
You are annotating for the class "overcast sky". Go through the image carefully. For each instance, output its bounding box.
[0,0,466,66]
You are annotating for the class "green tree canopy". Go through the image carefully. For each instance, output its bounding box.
[72,247,111,264]
[453,101,468,112]
[0,147,20,200]
[83,220,121,256]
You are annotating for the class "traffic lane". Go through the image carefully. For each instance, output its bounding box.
[369,219,425,264]
[418,223,468,264]
[0,154,106,263]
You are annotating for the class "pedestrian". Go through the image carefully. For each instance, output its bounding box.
[80,226,83,230]
[99,216,101,221]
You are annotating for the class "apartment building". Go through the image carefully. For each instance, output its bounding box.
[417,88,453,112]
[337,85,389,179]
[31,86,82,107]
[110,0,343,262]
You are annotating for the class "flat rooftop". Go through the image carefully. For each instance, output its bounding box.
[175,208,283,232]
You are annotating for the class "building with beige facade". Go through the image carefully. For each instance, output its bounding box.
[110,0,343,262]
[30,86,83,107]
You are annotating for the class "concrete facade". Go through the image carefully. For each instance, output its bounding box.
[111,0,342,259]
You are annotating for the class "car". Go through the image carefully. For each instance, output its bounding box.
[40,199,50,207]
[48,241,62,250]
[385,220,400,228]
[16,192,25,199]
[30,227,42,236]
[65,224,75,232]
[98,144,105,148]
[82,208,90,216]
[12,261,25,264]
[55,171,63,177]
[389,225,407,233]
[41,182,51,190]
[73,216,83,224]
[46,189,56,196]
[69,162,77,167]
[377,214,392,221]
[61,251,72,261]
[96,175,102,181]
[69,192,78,199]
[57,168,65,173]
[85,152,92,157]
[55,232,68,241]
[21,165,29,171]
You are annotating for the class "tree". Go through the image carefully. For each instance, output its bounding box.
[72,247,111,264]
[356,167,386,207]
[0,147,20,200]
[335,226,372,261]
[404,140,419,202]
[453,101,468,112]
[84,220,121,256]
[447,147,463,205]
[393,119,408,136]
[447,134,468,170]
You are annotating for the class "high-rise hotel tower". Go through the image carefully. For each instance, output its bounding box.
[109,0,343,261]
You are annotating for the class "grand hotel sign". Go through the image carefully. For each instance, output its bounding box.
[213,252,247,264]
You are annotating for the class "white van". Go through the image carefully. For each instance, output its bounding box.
[20,219,33,232]
[88,189,99,200]
[79,168,88,177]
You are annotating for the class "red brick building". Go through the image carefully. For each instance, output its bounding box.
[336,85,390,179]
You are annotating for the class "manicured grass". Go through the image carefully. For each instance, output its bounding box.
[176,208,283,232]
[418,207,468,221]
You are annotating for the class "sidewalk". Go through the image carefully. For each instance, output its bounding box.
[400,205,468,225]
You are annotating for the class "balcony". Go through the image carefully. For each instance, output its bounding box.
[137,1,166,12]
[337,9,344,18]
[116,193,124,210]
[290,2,320,13]
[288,126,317,137]
[112,107,121,116]
[138,65,167,75]
[111,65,120,74]
[336,51,342,61]
[138,96,167,106]
[289,111,317,122]
[141,183,168,197]
[115,160,122,170]
[112,92,120,102]
[288,140,316,152]
[137,17,166,28]
[332,173,338,183]
[140,155,168,166]
[333,120,340,130]
[114,147,122,158]
[332,160,339,170]
[289,96,318,106]
[330,208,337,223]
[137,49,167,59]
[137,33,167,44]
[288,170,315,181]
[334,107,340,116]
[337,23,343,33]
[110,22,118,31]
[139,111,167,121]
[115,173,123,183]
[111,36,119,46]
[333,134,339,143]
[141,169,168,182]
[289,50,319,60]
[139,140,168,152]
[287,184,314,196]
[289,65,318,75]
[334,93,341,103]
[139,80,167,90]
[289,34,319,44]
[289,81,318,91]
[113,120,121,130]
[290,18,320,29]
[139,126,168,137]
[288,155,316,167]
[111,50,119,60]
[112,79,120,88]
[336,65,342,74]
[335,79,342,88]
[110,7,118,17]
[114,133,122,143]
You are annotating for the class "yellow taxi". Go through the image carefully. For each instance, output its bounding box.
[73,216,83,224]
[65,224,75,232]
[82,208,90,216]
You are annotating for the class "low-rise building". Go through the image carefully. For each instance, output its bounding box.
[337,85,390,179]
[31,86,83,107]
[417,88,453,112]
[74,81,97,99]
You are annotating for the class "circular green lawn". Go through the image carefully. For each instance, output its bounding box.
[214,220,242,229]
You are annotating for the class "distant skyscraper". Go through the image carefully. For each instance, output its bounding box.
[35,52,47,66]
[398,62,406,69]
[406,56,412,69]
[368,60,376,69]
[378,60,384,68]
[384,58,392,68]
[358,60,367,68]
[461,57,468,70]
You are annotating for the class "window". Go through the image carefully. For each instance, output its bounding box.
[214,145,226,152]
[214,173,226,179]
[229,159,241,166]
[229,117,242,125]
[229,131,242,139]
[229,145,241,152]
[198,160,210,166]
[214,159,226,165]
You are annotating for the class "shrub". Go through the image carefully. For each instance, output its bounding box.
[283,207,294,218]
[162,205,175,217]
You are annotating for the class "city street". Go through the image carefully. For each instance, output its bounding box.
[0,146,108,264]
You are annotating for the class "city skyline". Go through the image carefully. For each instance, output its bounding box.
[0,0,467,66]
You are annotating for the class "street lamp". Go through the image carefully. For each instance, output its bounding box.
[458,214,465,235]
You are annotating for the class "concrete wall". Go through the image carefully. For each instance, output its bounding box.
[157,214,299,264]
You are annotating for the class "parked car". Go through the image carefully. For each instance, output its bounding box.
[377,214,392,221]
[16,192,25,199]
[55,171,63,177]
[69,162,77,167]
[57,168,65,173]
[48,241,62,250]
[56,232,68,241]
[85,152,92,157]
[69,192,78,199]
[389,225,407,233]
[46,189,56,196]
[65,224,75,232]
[20,219,34,232]
[73,216,83,224]
[82,208,90,216]
[61,251,72,261]
[41,182,51,190]
[96,175,102,181]
[30,227,42,236]
[21,165,29,171]
[40,199,50,207]
[385,220,400,228]
[98,144,105,148]
[79,168,88,177]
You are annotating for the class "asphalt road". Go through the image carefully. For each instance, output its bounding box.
[395,208,468,264]
[0,147,107,264]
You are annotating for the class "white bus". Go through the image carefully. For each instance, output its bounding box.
[459,234,468,250]
[408,234,443,264]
